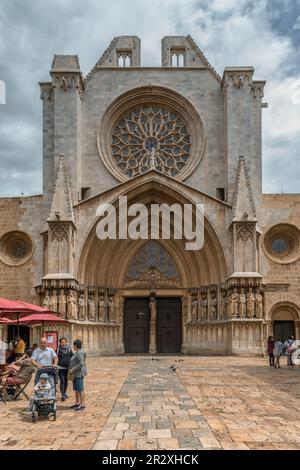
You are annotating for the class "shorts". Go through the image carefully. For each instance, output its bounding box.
[73,376,84,392]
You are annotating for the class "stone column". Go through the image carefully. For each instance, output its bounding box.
[148,296,157,355]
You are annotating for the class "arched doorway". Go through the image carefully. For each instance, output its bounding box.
[76,175,228,354]
[271,304,300,342]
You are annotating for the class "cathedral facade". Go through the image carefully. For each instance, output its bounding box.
[0,36,299,355]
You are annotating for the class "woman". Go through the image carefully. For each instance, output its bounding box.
[273,337,284,369]
[69,339,87,412]
[284,335,296,369]
[57,337,73,401]
[267,336,275,366]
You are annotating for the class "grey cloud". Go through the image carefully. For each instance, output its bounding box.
[0,0,299,197]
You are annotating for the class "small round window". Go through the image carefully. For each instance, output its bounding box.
[0,231,34,266]
[263,224,300,264]
[271,238,289,255]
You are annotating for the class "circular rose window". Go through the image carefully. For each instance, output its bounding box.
[111,105,191,178]
[263,223,300,264]
[0,231,34,266]
[97,86,205,182]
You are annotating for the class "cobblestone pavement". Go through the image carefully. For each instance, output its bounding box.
[1,356,300,450]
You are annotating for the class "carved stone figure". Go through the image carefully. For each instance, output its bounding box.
[255,288,263,318]
[78,292,86,320]
[149,297,157,322]
[191,296,198,321]
[229,288,239,317]
[42,292,50,309]
[210,292,218,320]
[58,290,66,318]
[88,293,96,321]
[246,287,255,318]
[220,291,227,320]
[67,290,78,320]
[182,295,188,323]
[200,293,208,321]
[98,292,106,322]
[107,295,115,322]
[238,288,247,317]
[49,290,58,313]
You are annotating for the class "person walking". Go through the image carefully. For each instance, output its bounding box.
[57,337,73,401]
[267,336,275,366]
[284,335,296,369]
[68,339,87,412]
[273,337,284,369]
[31,337,58,368]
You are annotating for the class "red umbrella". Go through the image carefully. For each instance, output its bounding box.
[0,317,14,324]
[10,313,69,333]
[14,300,52,314]
[0,297,53,334]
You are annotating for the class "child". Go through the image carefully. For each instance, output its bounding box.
[273,337,284,369]
[267,336,275,366]
[28,372,51,411]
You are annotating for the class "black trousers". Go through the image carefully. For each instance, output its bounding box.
[269,353,274,366]
[58,368,69,396]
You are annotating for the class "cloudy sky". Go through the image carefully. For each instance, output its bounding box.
[0,0,299,196]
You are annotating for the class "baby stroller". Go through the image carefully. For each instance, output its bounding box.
[31,367,58,423]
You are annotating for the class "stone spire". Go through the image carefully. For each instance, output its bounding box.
[47,154,75,224]
[232,156,257,222]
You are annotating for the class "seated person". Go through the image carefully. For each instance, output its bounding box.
[0,352,35,389]
[7,336,26,363]
[28,372,52,411]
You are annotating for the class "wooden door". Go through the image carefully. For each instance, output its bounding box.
[124,298,150,353]
[156,297,182,353]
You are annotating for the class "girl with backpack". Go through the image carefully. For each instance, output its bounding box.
[57,337,73,401]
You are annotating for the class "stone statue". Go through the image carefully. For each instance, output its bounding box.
[58,290,66,318]
[210,292,218,320]
[220,291,227,320]
[107,295,115,322]
[42,292,50,309]
[191,296,198,321]
[88,293,96,321]
[78,292,86,320]
[149,297,157,322]
[49,290,58,313]
[200,293,208,321]
[229,288,239,317]
[98,292,106,322]
[255,288,263,318]
[67,290,78,320]
[238,288,246,317]
[182,295,188,323]
[246,287,255,318]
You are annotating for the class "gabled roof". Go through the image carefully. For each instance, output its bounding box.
[47,155,75,224]
[232,156,257,221]
[185,35,221,82]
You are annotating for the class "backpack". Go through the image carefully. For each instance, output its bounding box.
[57,346,72,368]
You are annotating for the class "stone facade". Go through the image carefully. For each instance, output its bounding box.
[0,36,299,355]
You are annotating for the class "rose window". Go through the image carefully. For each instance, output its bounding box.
[111,105,191,178]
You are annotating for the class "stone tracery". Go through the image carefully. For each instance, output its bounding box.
[111,105,191,178]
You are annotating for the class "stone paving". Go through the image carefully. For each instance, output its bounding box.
[1,356,300,450]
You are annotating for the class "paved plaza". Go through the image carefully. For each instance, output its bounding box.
[1,356,300,450]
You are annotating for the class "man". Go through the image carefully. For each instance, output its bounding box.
[9,336,26,362]
[32,337,58,369]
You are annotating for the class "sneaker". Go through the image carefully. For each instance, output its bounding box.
[74,405,83,412]
[70,403,80,409]
[61,396,66,402]
[64,393,68,399]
